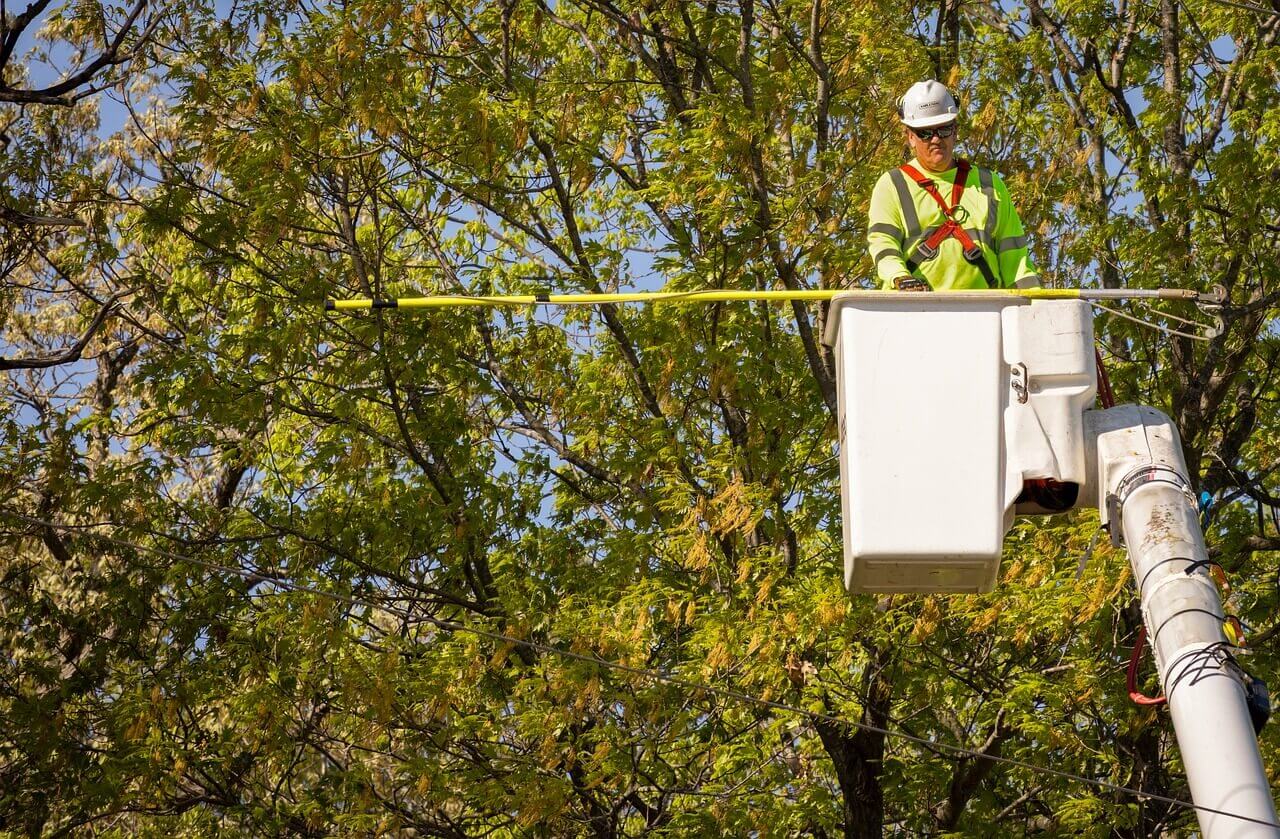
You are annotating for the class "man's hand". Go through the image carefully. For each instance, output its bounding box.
[893,275,931,292]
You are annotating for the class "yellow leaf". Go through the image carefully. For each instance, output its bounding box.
[971,605,1001,632]
[817,596,846,627]
[706,642,731,671]
[911,596,942,642]
[688,535,713,570]
[755,574,777,604]
[1023,564,1047,587]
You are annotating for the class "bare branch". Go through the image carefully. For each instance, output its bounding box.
[0,295,118,370]
[0,207,84,227]
[0,0,157,106]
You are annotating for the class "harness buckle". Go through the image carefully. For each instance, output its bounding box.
[915,240,939,261]
[963,244,984,263]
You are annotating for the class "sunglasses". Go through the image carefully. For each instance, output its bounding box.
[911,124,957,141]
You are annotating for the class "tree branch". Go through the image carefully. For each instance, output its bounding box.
[931,710,1009,829]
[0,0,157,106]
[0,295,119,370]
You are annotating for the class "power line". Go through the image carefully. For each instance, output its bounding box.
[1200,0,1275,15]
[3,509,1278,830]
[1091,301,1217,341]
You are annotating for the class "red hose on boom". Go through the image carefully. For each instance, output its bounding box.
[1128,625,1168,706]
[1102,349,1164,706]
[1095,347,1116,409]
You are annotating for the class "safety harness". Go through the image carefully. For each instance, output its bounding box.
[900,159,999,289]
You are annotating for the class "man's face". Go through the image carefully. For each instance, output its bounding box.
[906,122,957,173]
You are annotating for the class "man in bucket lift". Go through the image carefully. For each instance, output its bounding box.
[868,81,1072,509]
[867,80,1041,292]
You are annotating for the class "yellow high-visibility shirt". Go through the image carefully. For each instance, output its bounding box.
[866,159,1040,291]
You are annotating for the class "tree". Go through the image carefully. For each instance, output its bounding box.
[1,0,164,371]
[2,0,1280,836]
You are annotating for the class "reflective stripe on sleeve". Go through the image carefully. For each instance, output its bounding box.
[1015,274,1041,289]
[873,248,902,265]
[998,235,1028,252]
[868,222,904,240]
[978,167,998,240]
[967,228,994,251]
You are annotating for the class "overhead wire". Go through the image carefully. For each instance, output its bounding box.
[1200,0,1276,14]
[3,509,1280,830]
[1090,301,1216,341]
[1133,300,1219,331]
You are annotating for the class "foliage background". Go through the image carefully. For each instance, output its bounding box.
[3,0,1280,835]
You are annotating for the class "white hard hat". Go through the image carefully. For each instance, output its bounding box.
[898,80,959,128]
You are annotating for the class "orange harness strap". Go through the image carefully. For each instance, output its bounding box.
[899,159,998,289]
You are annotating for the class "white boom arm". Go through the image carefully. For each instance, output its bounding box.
[1090,405,1278,837]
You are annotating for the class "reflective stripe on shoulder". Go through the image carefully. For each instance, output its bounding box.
[977,166,994,196]
[888,169,921,238]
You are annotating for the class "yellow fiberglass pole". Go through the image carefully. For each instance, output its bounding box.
[324,287,1203,311]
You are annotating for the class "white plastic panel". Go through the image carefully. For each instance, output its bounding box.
[829,294,1014,594]
[1001,301,1097,497]
[827,295,1099,594]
